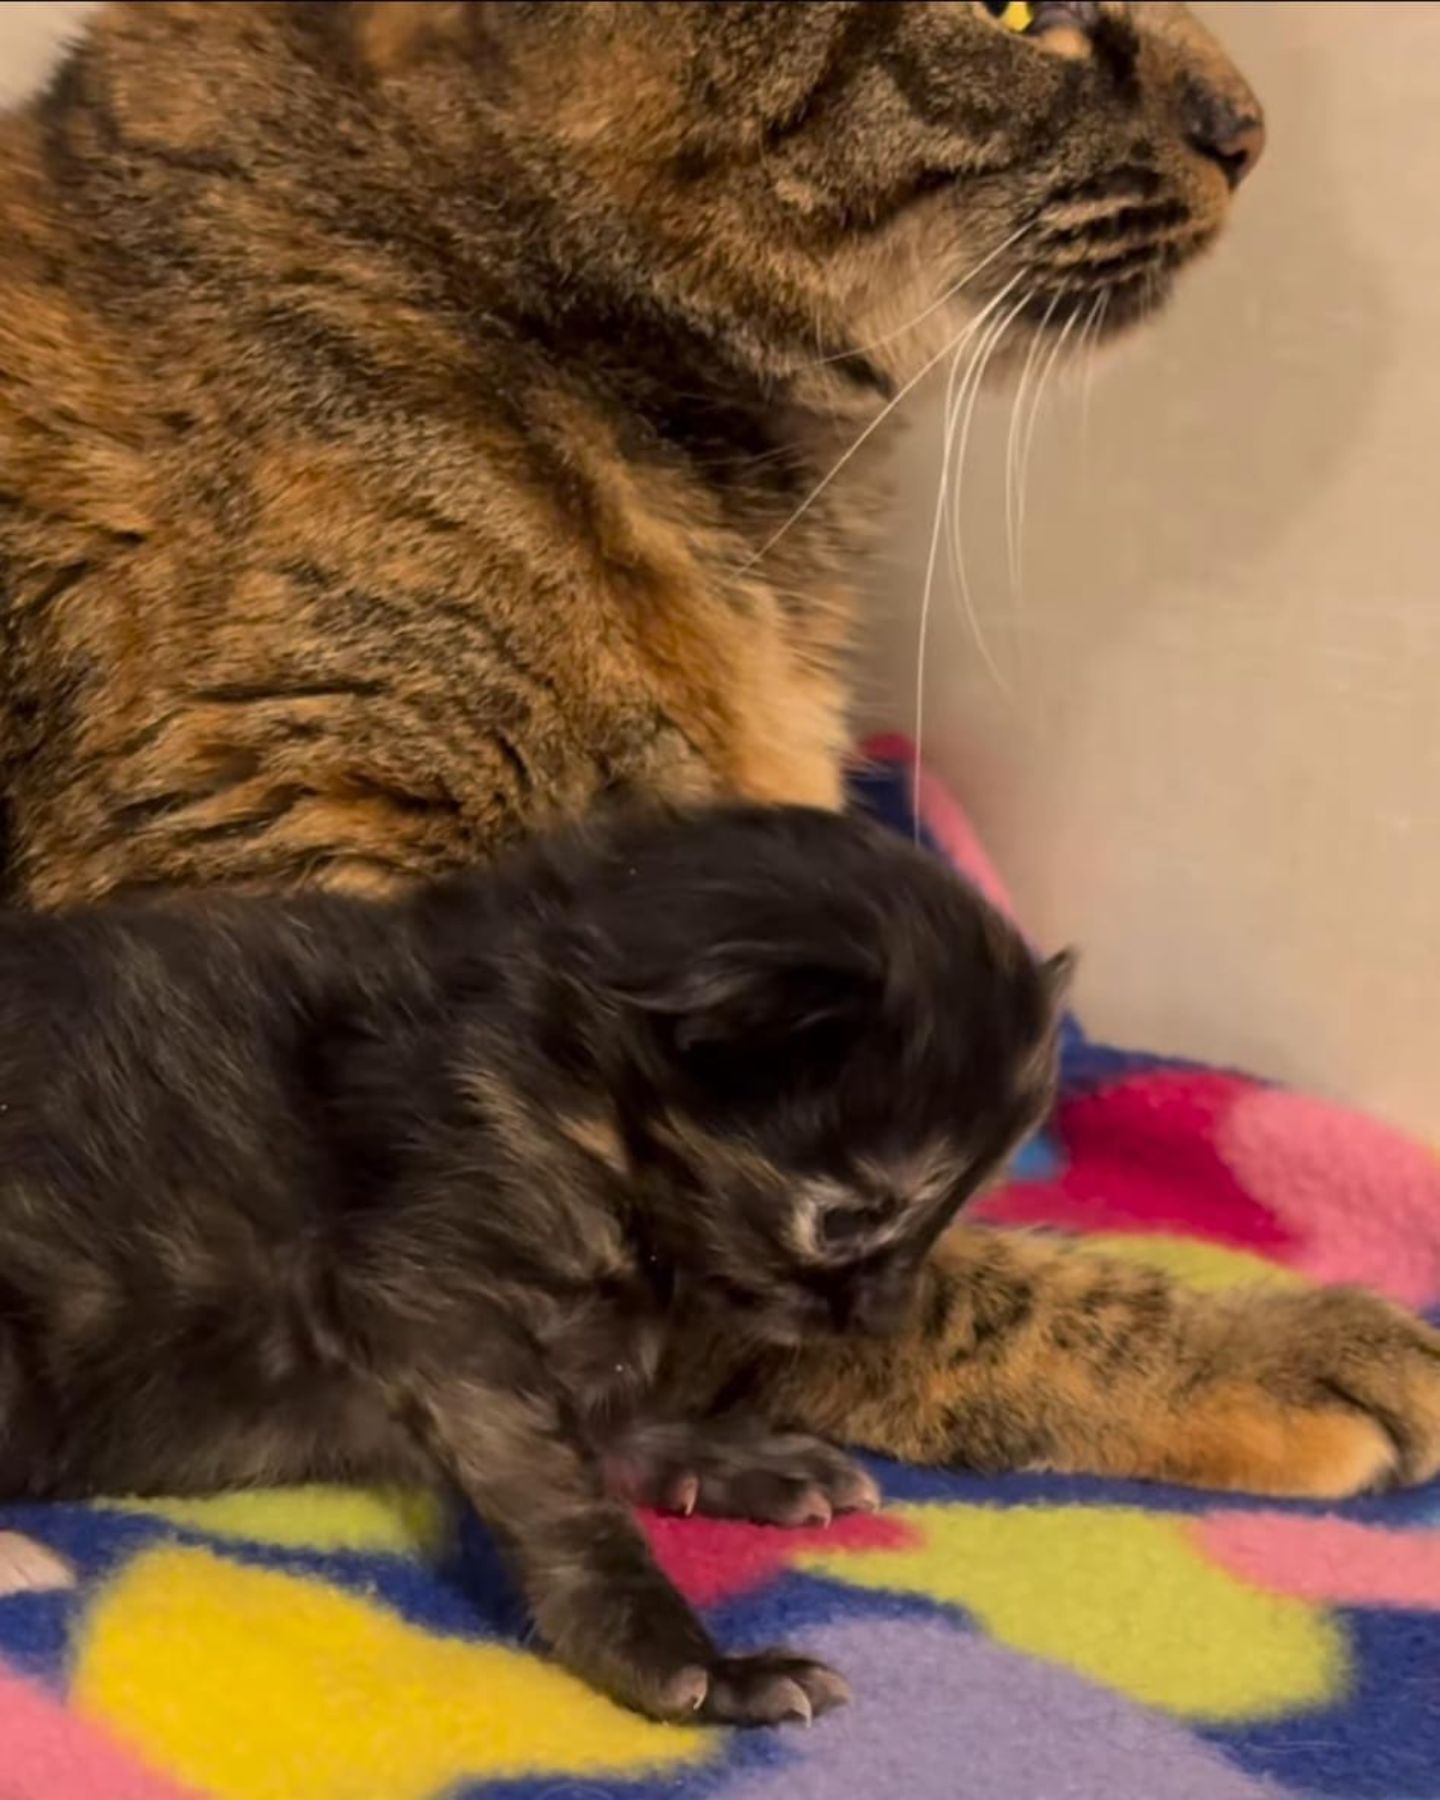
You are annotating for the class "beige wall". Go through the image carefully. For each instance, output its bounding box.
[0,1,92,105]
[862,3,1440,1138]
[4,4,1438,1134]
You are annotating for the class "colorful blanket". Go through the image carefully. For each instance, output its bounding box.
[3,739,1440,1800]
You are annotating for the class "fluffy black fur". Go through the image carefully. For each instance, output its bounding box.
[0,803,1061,1724]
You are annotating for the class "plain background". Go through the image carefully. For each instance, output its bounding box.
[3,3,1438,1137]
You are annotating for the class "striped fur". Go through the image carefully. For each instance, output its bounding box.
[0,0,1259,904]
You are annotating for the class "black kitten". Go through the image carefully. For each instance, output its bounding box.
[0,804,1063,1724]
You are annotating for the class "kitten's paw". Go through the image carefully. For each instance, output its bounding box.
[602,1628,849,1727]
[608,1422,879,1525]
[0,1533,75,1597]
[1163,1285,1440,1498]
[695,1651,852,1727]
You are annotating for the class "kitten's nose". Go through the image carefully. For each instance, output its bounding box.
[1184,81,1266,188]
[840,1283,912,1339]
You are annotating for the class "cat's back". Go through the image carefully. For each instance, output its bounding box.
[0,1,495,639]
[0,2,827,912]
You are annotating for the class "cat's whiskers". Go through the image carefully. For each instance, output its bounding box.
[748,331,962,570]
[913,340,974,844]
[911,272,1028,838]
[1004,304,1054,608]
[997,294,1061,653]
[943,291,1030,702]
[807,219,1036,371]
[747,225,1048,571]
[897,257,1101,820]
[1013,298,1080,581]
[749,259,1032,572]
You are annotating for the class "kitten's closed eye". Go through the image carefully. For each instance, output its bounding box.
[816,1201,894,1252]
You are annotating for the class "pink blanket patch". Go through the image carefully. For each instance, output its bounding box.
[1198,1513,1440,1612]
[859,735,1017,921]
[1217,1088,1440,1309]
[642,1510,918,1608]
[979,1070,1299,1256]
[0,1662,198,1800]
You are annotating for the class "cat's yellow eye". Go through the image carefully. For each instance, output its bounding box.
[983,0,1037,32]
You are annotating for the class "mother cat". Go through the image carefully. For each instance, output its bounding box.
[3,0,1437,1503]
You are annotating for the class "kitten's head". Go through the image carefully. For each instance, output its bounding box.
[539,805,1067,1345]
[443,1,1263,390]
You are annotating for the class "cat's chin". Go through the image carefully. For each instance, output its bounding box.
[1010,266,1180,348]
[951,263,1185,395]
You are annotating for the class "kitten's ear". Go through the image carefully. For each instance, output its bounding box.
[634,946,879,1059]
[1042,948,1077,1006]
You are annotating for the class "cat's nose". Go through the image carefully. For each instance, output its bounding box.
[1184,81,1266,188]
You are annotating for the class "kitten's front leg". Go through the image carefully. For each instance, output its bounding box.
[407,1374,850,1726]
[605,1417,880,1526]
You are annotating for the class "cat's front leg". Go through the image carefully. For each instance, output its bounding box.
[604,1416,880,1525]
[680,1226,1440,1500]
[406,1372,850,1726]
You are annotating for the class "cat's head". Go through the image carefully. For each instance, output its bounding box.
[444,1,1263,389]
[532,805,1067,1345]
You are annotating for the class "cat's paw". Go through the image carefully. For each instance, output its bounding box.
[1166,1284,1440,1497]
[607,1421,879,1525]
[681,1651,851,1727]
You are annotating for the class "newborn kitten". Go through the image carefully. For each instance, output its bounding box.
[0,804,1063,1725]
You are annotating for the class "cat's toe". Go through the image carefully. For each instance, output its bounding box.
[699,1652,852,1727]
[1172,1286,1440,1496]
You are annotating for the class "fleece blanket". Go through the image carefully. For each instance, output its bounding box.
[3,739,1440,1800]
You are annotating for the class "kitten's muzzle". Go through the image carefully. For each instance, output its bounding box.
[826,1270,919,1340]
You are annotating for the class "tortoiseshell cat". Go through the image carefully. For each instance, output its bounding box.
[3,2,1439,1502]
[0,804,1062,1723]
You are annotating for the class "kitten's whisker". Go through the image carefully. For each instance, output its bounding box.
[808,219,1035,369]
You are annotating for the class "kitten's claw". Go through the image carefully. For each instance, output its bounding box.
[659,1664,710,1715]
[794,1486,833,1528]
[0,1532,75,1597]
